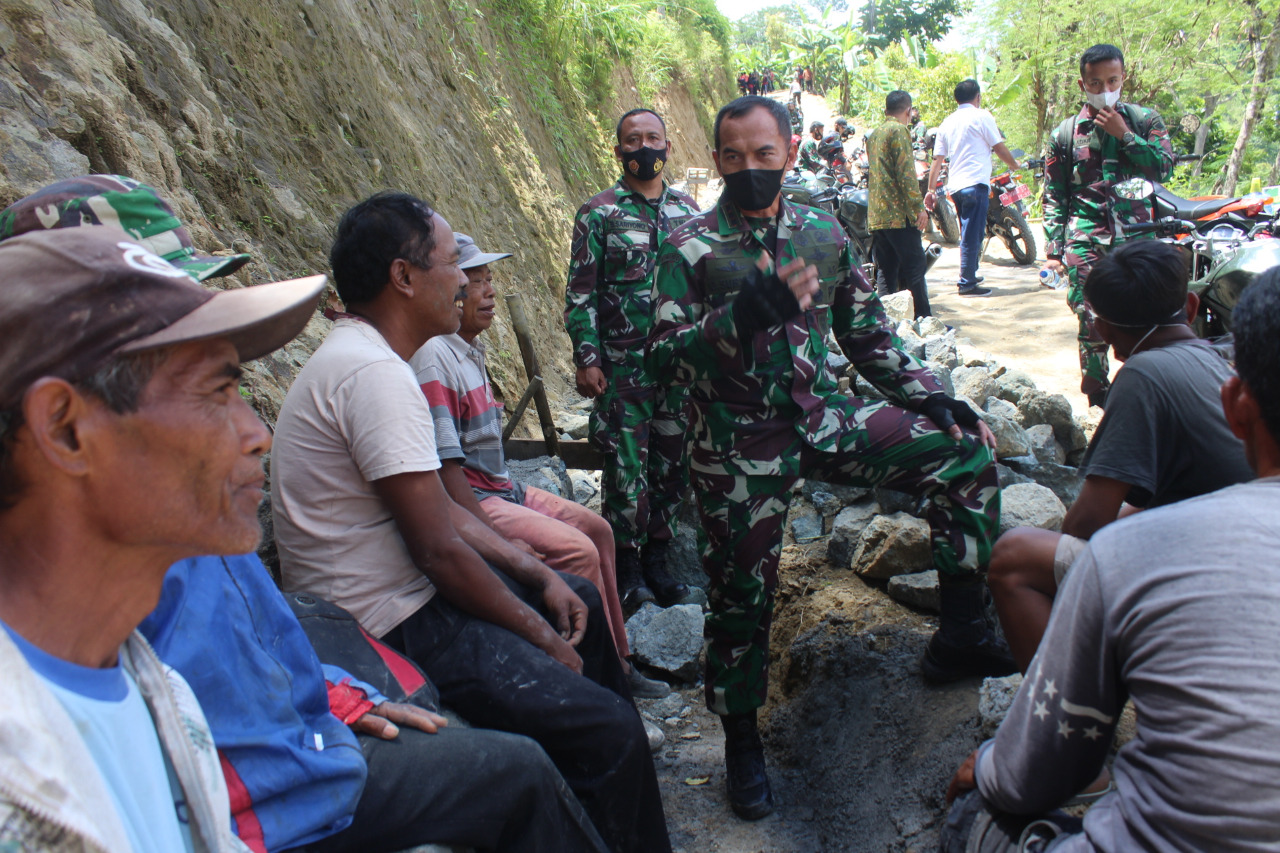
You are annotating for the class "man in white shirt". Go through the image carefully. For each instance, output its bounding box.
[926,79,1021,296]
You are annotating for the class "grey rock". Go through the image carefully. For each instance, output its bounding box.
[807,490,844,517]
[951,366,1000,408]
[998,483,1067,535]
[802,479,870,509]
[880,289,915,323]
[995,462,1032,488]
[895,324,927,360]
[964,353,1002,371]
[664,526,707,591]
[874,487,918,516]
[995,369,1038,404]
[626,603,705,682]
[924,332,959,368]
[985,412,1032,460]
[1018,390,1077,446]
[558,412,590,440]
[915,315,947,338]
[979,674,1024,738]
[1025,423,1067,465]
[828,498,882,568]
[569,470,599,506]
[826,350,851,374]
[508,456,572,499]
[789,507,825,542]
[1005,458,1085,507]
[887,570,939,612]
[636,691,686,720]
[1067,416,1091,453]
[929,363,955,396]
[851,512,933,579]
[983,396,1023,425]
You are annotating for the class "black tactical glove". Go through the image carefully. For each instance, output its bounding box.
[919,392,982,433]
[730,265,802,338]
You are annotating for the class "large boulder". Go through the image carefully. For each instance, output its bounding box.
[558,412,590,440]
[998,483,1067,535]
[1018,390,1076,446]
[508,456,573,499]
[1025,423,1067,465]
[951,366,1000,406]
[828,498,883,568]
[995,369,1038,404]
[924,332,959,368]
[915,315,948,338]
[983,396,1023,425]
[995,462,1033,488]
[880,290,915,323]
[789,504,825,542]
[928,364,955,396]
[569,470,599,506]
[850,512,933,579]
[895,322,927,361]
[887,570,940,612]
[626,603,704,682]
[1004,457,1085,507]
[985,413,1032,460]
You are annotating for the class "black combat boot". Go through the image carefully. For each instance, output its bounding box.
[617,548,655,616]
[721,710,774,820]
[921,580,1018,684]
[641,539,691,607]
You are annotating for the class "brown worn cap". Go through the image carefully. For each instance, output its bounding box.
[0,227,325,410]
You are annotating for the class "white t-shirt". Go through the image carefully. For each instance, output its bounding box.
[934,103,1003,192]
[272,318,442,638]
[2,623,193,853]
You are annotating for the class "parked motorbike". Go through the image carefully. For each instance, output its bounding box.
[919,158,960,244]
[1116,176,1280,337]
[984,150,1037,265]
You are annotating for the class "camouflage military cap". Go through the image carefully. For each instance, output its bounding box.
[0,175,251,281]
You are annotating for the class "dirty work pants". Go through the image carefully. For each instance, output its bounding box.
[694,399,999,716]
[951,184,990,290]
[591,369,690,552]
[300,725,608,853]
[481,486,628,659]
[939,791,1082,853]
[383,569,672,853]
[1063,241,1111,399]
[872,226,932,318]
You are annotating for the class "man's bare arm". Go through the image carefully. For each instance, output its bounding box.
[925,154,945,210]
[374,470,585,668]
[1061,475,1132,540]
[992,142,1021,173]
[438,459,498,531]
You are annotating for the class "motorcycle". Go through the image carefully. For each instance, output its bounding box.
[983,149,1037,265]
[1115,176,1280,337]
[919,157,961,244]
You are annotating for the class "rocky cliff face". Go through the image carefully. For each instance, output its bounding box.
[0,0,731,423]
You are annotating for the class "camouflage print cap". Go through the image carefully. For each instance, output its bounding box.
[0,175,251,281]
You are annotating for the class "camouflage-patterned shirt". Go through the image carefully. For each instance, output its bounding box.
[564,178,700,373]
[649,194,943,478]
[866,118,924,232]
[1043,104,1174,258]
[798,137,822,173]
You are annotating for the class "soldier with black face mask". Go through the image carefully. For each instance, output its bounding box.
[565,108,701,613]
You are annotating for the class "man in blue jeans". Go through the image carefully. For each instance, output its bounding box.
[926,79,1021,296]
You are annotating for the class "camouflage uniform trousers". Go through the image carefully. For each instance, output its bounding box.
[694,399,999,716]
[591,371,691,552]
[1062,241,1110,398]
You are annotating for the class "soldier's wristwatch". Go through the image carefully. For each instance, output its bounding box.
[1121,131,1136,147]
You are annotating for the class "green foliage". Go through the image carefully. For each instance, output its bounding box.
[861,0,965,43]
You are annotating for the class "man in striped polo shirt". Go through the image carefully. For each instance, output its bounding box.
[411,234,671,703]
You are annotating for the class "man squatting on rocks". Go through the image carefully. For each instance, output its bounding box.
[0,174,612,853]
[270,192,671,853]
[566,107,698,610]
[649,95,1015,820]
[941,268,1280,852]
[1041,43,1173,409]
[412,232,671,703]
[988,240,1252,673]
[0,220,324,850]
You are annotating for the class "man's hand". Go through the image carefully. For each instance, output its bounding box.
[541,573,588,647]
[575,366,607,398]
[731,256,816,336]
[946,749,979,804]
[915,209,930,232]
[776,256,821,311]
[510,538,545,560]
[924,190,937,212]
[352,702,449,740]
[1094,107,1131,141]
[920,393,996,449]
[1042,259,1067,276]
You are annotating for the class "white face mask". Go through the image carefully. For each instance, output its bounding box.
[1085,88,1121,110]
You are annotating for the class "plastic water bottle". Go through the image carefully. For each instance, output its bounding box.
[1039,268,1065,290]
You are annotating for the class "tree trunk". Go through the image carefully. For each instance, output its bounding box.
[1269,146,1280,184]
[1192,94,1219,178]
[1217,3,1280,195]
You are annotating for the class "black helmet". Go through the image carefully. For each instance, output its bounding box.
[834,117,849,128]
[818,132,844,160]
[809,120,824,134]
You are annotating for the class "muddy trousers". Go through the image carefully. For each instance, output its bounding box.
[1063,241,1110,398]
[594,379,691,551]
[384,570,672,853]
[694,401,1000,716]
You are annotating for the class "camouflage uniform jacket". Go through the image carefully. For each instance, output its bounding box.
[866,118,924,232]
[565,178,699,376]
[797,137,822,173]
[1043,103,1174,258]
[649,194,943,478]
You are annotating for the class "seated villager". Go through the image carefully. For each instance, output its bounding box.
[942,266,1280,851]
[410,233,670,701]
[0,222,322,851]
[270,192,671,853]
[0,174,611,853]
[987,240,1252,672]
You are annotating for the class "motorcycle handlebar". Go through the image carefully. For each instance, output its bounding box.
[1123,217,1197,237]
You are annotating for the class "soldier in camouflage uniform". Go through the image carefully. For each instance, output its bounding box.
[649,96,1014,821]
[565,108,700,609]
[1042,44,1173,408]
[797,121,824,173]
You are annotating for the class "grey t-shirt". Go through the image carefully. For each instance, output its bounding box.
[1080,338,1252,507]
[975,478,1280,851]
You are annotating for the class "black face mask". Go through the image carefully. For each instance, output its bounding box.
[621,145,667,181]
[722,167,784,211]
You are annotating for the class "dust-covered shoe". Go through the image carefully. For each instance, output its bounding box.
[627,665,671,699]
[618,548,656,616]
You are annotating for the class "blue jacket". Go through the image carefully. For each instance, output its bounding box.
[139,555,367,853]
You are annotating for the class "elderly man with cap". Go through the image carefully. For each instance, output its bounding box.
[0,175,613,853]
[0,208,322,850]
[411,233,671,706]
